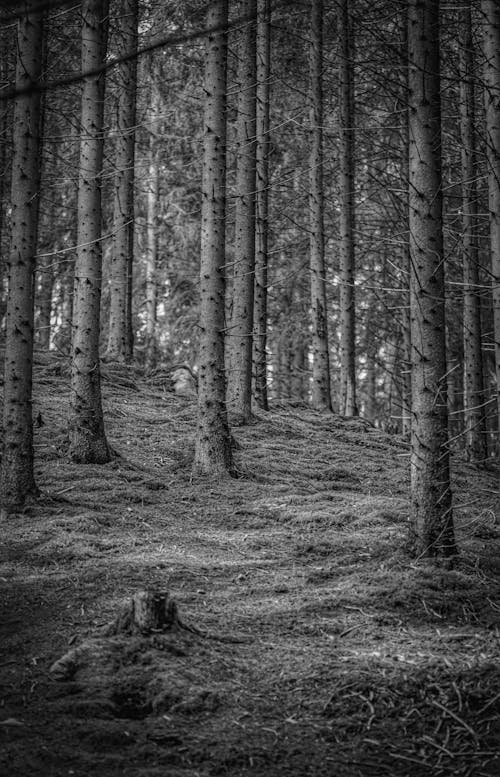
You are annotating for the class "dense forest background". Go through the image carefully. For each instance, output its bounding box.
[0,3,499,555]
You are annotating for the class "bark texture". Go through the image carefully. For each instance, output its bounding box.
[107,0,138,362]
[0,3,43,513]
[68,0,111,464]
[338,0,357,416]
[226,0,257,426]
[408,0,455,557]
[480,0,500,451]
[309,0,332,412]
[144,111,159,373]
[193,0,233,475]
[253,0,271,412]
[460,3,487,464]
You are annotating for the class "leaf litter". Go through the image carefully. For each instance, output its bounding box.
[0,356,499,776]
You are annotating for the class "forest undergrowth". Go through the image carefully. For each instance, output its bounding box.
[1,353,500,777]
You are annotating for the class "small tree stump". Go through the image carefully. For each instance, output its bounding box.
[105,590,180,636]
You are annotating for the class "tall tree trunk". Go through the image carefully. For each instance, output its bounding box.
[0,2,43,513]
[193,0,232,475]
[107,0,138,362]
[144,129,159,372]
[399,16,411,439]
[480,0,500,452]
[68,0,111,464]
[226,0,257,426]
[253,0,271,412]
[407,0,455,557]
[338,0,357,416]
[460,4,487,464]
[309,0,332,411]
[0,35,12,335]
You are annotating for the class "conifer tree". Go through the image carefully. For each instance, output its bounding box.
[226,0,257,425]
[407,0,455,557]
[68,0,111,464]
[309,0,332,412]
[0,1,43,514]
[194,0,232,475]
[107,0,139,363]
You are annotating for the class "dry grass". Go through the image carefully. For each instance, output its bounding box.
[0,357,499,776]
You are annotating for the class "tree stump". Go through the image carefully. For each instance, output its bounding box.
[105,590,180,636]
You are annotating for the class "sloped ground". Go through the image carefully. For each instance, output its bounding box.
[1,356,500,776]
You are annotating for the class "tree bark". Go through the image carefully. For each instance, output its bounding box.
[68,0,111,464]
[226,0,257,426]
[407,0,455,557]
[106,0,138,363]
[480,0,500,453]
[36,252,55,349]
[193,0,233,476]
[144,121,159,373]
[338,0,357,417]
[0,2,43,513]
[309,0,332,412]
[253,0,271,412]
[460,3,487,463]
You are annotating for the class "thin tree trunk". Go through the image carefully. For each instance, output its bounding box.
[36,253,55,349]
[253,0,271,412]
[407,0,455,557]
[309,0,332,411]
[480,0,500,452]
[144,131,159,372]
[226,0,257,426]
[0,2,43,513]
[338,0,357,417]
[193,0,232,475]
[107,0,138,362]
[68,0,111,464]
[0,36,12,334]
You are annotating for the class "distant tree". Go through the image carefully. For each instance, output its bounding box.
[106,0,138,363]
[0,1,43,514]
[407,0,455,557]
[253,0,271,412]
[338,0,357,417]
[308,0,332,412]
[68,0,111,464]
[193,0,232,475]
[479,0,500,450]
[226,0,257,425]
[144,71,160,372]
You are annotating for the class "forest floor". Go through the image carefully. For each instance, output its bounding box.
[1,354,500,777]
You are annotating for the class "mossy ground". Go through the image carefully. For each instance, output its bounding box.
[1,355,499,776]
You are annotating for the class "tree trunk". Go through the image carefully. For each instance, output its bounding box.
[460,3,487,463]
[338,0,357,417]
[107,0,138,363]
[144,128,159,373]
[407,0,455,557]
[253,0,271,412]
[0,34,13,336]
[68,0,111,464]
[0,2,43,513]
[480,0,500,453]
[226,0,257,426]
[36,253,55,349]
[309,0,332,412]
[193,0,233,476]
